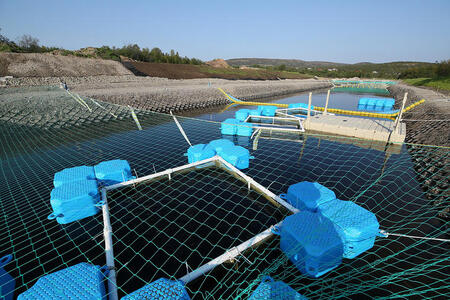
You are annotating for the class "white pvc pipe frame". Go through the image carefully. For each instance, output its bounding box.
[100,156,299,297]
[243,115,305,133]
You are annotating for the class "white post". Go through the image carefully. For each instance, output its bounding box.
[101,189,119,300]
[306,92,312,128]
[394,92,408,132]
[324,89,330,115]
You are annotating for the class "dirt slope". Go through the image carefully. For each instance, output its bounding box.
[0,53,132,77]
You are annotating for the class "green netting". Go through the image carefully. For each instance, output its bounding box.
[0,86,448,299]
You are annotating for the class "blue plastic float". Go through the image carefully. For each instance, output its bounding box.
[49,180,101,224]
[94,159,135,186]
[235,109,251,121]
[218,145,254,170]
[18,263,108,299]
[288,103,314,112]
[204,139,234,153]
[220,118,253,137]
[49,160,134,224]
[0,255,14,300]
[280,211,343,278]
[318,199,380,259]
[279,181,336,212]
[258,105,278,117]
[185,139,254,169]
[122,278,190,300]
[358,98,395,112]
[221,118,241,135]
[53,166,96,188]
[249,276,307,300]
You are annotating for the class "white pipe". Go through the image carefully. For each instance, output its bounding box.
[101,189,119,300]
[255,126,305,133]
[105,157,218,191]
[170,111,192,146]
[179,221,282,283]
[216,156,299,213]
[324,89,330,115]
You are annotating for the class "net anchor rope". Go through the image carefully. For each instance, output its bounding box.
[379,230,450,242]
[170,110,192,146]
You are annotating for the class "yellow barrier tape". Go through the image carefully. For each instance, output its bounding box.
[217,88,425,120]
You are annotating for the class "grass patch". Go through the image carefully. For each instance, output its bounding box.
[403,77,450,91]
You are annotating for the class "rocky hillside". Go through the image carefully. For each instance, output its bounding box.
[0,52,132,77]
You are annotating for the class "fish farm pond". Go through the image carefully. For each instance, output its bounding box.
[0,87,448,299]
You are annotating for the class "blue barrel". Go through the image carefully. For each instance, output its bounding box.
[318,199,380,259]
[235,109,251,121]
[279,181,336,212]
[280,211,343,278]
[358,98,370,106]
[122,278,190,300]
[221,118,240,135]
[53,166,96,188]
[249,276,307,300]
[49,180,101,224]
[18,263,108,299]
[94,159,135,186]
[0,255,14,300]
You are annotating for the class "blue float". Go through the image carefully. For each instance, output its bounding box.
[220,119,253,137]
[235,109,251,121]
[258,105,278,117]
[288,103,314,112]
[185,144,216,163]
[358,98,395,112]
[49,180,101,224]
[249,276,307,300]
[318,199,380,259]
[122,278,190,300]
[94,159,135,186]
[0,255,14,300]
[279,181,336,212]
[221,118,241,135]
[248,109,262,121]
[204,139,235,153]
[18,263,108,299]
[280,211,343,278]
[218,145,254,170]
[53,166,96,188]
[236,123,253,137]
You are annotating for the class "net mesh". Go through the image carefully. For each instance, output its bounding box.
[0,86,448,299]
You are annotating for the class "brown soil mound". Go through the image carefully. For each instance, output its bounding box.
[127,61,311,80]
[0,52,132,77]
[206,58,230,68]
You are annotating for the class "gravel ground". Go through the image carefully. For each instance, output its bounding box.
[388,84,449,220]
[2,75,332,113]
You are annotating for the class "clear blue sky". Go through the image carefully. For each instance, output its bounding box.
[1,0,449,63]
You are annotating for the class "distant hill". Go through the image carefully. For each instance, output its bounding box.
[225,58,435,78]
[226,58,345,68]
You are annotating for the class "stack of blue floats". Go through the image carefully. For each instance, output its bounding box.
[221,105,278,137]
[48,160,134,224]
[249,276,307,300]
[18,263,108,299]
[358,97,395,112]
[185,139,254,170]
[278,181,379,277]
[122,278,190,300]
